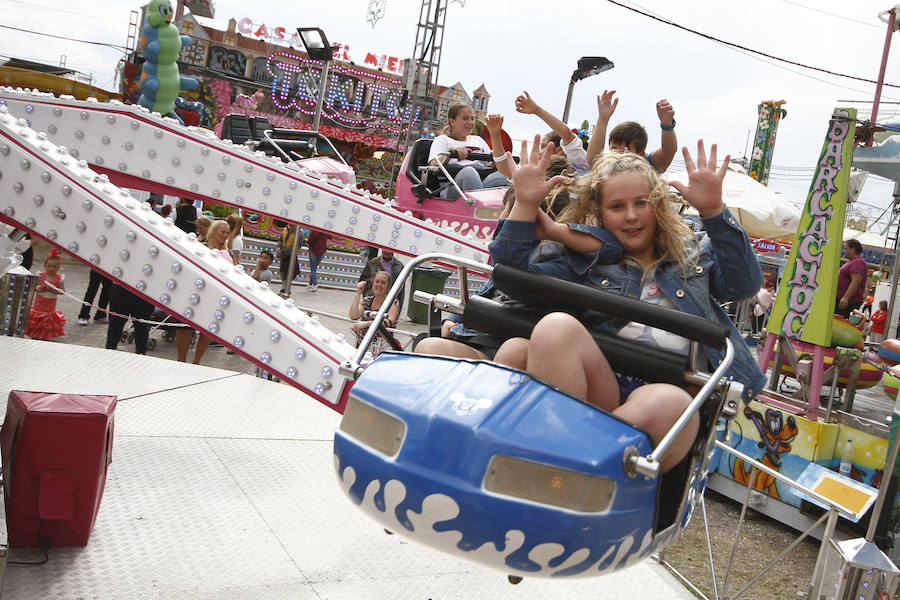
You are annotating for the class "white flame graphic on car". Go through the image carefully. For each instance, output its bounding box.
[335,459,656,578]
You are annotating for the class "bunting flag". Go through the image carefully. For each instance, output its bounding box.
[748,100,787,185]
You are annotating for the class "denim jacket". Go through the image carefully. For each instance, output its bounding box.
[489,209,766,402]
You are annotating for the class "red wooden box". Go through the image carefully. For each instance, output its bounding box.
[1,391,116,547]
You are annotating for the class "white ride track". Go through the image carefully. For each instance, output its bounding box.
[0,87,490,411]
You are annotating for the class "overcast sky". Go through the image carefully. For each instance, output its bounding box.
[4,0,900,231]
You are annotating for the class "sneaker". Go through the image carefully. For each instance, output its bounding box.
[94,317,108,324]
[78,318,89,326]
[308,284,318,292]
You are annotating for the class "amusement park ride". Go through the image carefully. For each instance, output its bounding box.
[0,79,746,578]
[8,1,900,594]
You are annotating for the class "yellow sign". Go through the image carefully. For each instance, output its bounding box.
[768,108,857,346]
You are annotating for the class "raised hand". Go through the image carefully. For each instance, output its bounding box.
[509,135,568,211]
[485,113,504,134]
[657,99,675,127]
[514,91,539,115]
[669,140,728,218]
[597,90,618,122]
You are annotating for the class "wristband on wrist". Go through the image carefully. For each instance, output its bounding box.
[492,153,508,163]
[660,119,676,131]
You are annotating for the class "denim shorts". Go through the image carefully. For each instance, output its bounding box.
[615,372,647,406]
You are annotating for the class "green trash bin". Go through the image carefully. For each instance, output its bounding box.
[407,266,452,324]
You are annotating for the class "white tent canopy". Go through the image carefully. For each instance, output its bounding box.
[845,228,890,249]
[667,168,801,239]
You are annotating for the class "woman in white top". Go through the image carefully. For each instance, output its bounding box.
[226,212,244,266]
[427,103,510,200]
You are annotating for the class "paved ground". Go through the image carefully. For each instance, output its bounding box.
[29,240,428,377]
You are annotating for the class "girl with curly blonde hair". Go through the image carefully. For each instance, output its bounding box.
[488,138,765,472]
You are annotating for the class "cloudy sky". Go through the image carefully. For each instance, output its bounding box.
[3,0,900,230]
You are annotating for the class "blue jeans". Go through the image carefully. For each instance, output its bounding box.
[309,252,322,286]
[443,166,510,200]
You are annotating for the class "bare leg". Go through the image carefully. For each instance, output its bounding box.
[415,337,488,360]
[522,313,696,472]
[494,337,530,370]
[524,313,619,412]
[193,333,211,364]
[176,329,193,362]
[615,384,698,473]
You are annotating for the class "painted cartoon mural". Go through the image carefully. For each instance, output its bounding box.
[732,405,798,499]
[721,400,891,510]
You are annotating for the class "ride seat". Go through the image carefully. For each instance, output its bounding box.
[405,139,441,201]
[405,138,503,202]
[220,114,252,145]
[249,116,272,141]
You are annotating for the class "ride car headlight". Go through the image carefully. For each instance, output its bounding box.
[483,455,616,512]
[474,207,502,220]
[339,396,406,457]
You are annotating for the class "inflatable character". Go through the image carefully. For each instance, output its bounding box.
[138,0,199,124]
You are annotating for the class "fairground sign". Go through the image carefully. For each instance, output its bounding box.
[767,108,857,346]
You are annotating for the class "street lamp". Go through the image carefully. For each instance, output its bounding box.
[281,27,334,297]
[297,27,334,132]
[561,56,614,124]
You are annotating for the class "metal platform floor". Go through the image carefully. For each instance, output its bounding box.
[0,336,694,599]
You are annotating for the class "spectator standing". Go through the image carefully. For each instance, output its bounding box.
[77,268,111,326]
[277,223,304,297]
[25,249,66,341]
[870,300,888,343]
[174,198,198,234]
[306,230,329,292]
[836,239,867,318]
[105,284,154,354]
[226,212,244,265]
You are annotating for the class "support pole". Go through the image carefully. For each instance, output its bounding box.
[883,183,900,341]
[283,60,330,294]
[561,79,576,124]
[867,7,897,146]
[312,62,330,133]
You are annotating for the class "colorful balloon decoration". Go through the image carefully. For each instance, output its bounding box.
[883,364,900,402]
[878,338,900,367]
[138,0,199,124]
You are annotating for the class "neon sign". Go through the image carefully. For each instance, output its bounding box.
[266,52,420,134]
[237,18,405,75]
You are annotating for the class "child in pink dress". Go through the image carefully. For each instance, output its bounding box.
[26,249,66,340]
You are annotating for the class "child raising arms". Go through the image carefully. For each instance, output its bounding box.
[26,248,66,341]
[489,138,765,472]
[427,103,510,200]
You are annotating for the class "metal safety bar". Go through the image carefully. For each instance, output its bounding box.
[261,129,350,166]
[690,441,864,599]
[338,253,491,378]
[632,339,736,478]
[342,253,745,483]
